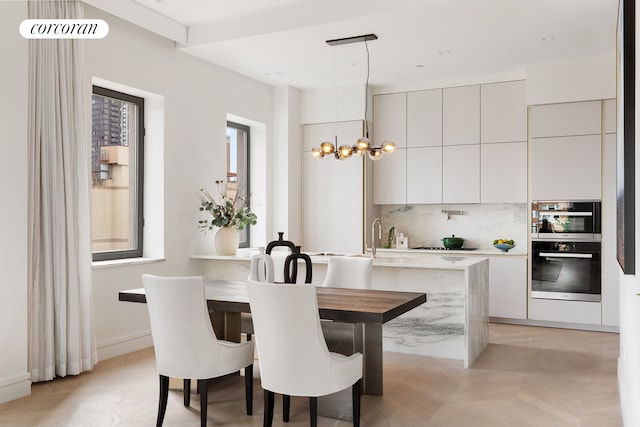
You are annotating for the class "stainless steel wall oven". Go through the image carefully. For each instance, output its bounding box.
[531,201,602,302]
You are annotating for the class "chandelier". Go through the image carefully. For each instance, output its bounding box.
[310,34,396,161]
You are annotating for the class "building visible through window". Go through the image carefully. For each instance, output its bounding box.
[91,86,144,261]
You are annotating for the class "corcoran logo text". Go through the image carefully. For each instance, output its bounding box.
[19,19,109,39]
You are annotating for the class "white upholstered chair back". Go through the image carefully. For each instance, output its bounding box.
[322,257,373,289]
[246,281,362,397]
[142,274,254,379]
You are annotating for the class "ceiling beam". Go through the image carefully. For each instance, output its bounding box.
[83,0,187,45]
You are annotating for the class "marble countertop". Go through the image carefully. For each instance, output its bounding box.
[192,249,488,270]
[376,247,528,257]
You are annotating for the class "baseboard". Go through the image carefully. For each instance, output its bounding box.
[97,331,153,361]
[0,372,31,404]
[489,317,620,333]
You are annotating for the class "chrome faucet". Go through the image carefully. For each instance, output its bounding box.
[371,218,383,258]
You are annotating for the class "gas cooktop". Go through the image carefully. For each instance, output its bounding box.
[410,247,478,251]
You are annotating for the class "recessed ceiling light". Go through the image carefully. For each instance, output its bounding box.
[438,50,452,56]
[542,35,555,42]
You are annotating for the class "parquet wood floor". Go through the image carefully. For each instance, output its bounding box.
[0,323,622,426]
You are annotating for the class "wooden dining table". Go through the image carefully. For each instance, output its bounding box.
[119,280,426,396]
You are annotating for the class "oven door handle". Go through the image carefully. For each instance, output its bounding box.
[539,252,593,259]
[539,211,592,216]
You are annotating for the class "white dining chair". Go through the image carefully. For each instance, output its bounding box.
[246,281,363,427]
[142,274,255,427]
[242,251,275,341]
[322,257,373,289]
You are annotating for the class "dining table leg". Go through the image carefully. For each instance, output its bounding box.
[362,323,383,396]
[208,308,241,343]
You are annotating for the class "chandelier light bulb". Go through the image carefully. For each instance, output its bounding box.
[320,141,335,155]
[356,137,370,151]
[369,147,383,160]
[338,145,353,159]
[381,141,396,154]
[311,147,324,159]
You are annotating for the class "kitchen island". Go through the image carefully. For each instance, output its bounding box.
[192,251,489,368]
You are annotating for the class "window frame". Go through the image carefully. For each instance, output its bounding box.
[91,85,145,261]
[227,121,251,248]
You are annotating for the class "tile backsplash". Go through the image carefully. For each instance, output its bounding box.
[380,203,528,250]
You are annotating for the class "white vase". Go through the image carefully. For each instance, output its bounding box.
[214,226,239,255]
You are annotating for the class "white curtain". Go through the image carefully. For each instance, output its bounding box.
[27,0,97,382]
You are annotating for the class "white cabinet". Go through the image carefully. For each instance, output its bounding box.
[604,99,616,134]
[531,134,602,200]
[442,144,480,203]
[407,89,442,147]
[489,257,527,319]
[373,92,407,148]
[373,148,407,205]
[531,101,601,138]
[373,81,527,205]
[407,147,442,204]
[481,80,527,143]
[481,142,527,203]
[303,121,364,253]
[443,85,480,146]
[529,299,602,325]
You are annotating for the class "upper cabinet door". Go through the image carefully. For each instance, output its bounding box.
[481,141,527,203]
[407,89,443,147]
[443,85,480,146]
[407,146,443,204]
[531,101,601,138]
[373,93,407,149]
[442,144,480,203]
[481,80,527,143]
[373,148,407,205]
[531,135,602,200]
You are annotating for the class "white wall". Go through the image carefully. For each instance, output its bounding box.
[272,86,302,244]
[526,56,616,105]
[83,6,274,359]
[0,1,29,404]
[300,85,366,124]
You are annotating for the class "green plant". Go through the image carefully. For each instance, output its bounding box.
[197,180,257,232]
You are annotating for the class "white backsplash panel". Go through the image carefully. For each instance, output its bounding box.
[380,203,528,251]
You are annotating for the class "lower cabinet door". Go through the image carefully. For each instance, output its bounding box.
[489,257,527,319]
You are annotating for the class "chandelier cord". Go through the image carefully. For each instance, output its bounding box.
[364,39,370,138]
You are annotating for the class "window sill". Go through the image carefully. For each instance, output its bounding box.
[92,257,165,269]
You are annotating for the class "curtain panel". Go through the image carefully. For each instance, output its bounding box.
[27,0,96,382]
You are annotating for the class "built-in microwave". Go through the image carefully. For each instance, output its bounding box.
[531,200,601,240]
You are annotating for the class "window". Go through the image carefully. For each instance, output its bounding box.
[91,86,144,261]
[226,121,251,247]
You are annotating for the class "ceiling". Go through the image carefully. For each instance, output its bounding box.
[109,0,618,90]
